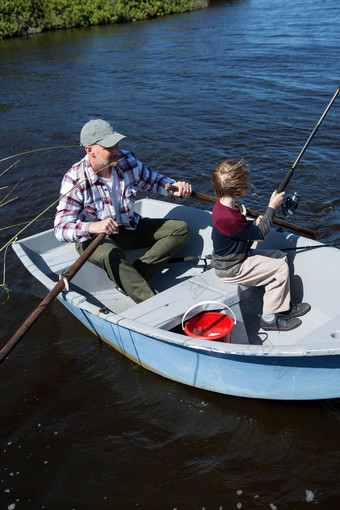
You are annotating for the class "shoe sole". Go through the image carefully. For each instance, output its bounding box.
[283,304,311,318]
[260,318,302,331]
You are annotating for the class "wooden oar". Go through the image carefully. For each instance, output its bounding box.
[0,232,106,363]
[165,184,319,238]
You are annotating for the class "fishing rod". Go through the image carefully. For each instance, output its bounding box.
[281,244,340,251]
[277,84,340,216]
[169,243,340,267]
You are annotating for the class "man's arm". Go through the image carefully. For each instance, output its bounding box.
[54,176,92,243]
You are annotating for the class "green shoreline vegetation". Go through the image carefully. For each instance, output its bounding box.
[0,0,208,39]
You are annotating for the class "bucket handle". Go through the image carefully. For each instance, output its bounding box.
[181,301,237,332]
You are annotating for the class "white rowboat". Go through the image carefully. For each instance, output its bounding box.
[12,198,340,400]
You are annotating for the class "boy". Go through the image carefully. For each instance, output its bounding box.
[211,159,310,331]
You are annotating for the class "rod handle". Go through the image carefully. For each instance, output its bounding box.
[277,169,294,193]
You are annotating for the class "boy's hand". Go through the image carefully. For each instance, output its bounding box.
[269,190,285,210]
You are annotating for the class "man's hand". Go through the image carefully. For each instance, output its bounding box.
[88,218,119,235]
[172,181,192,197]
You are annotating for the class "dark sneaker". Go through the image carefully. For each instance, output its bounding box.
[260,315,302,331]
[282,302,311,318]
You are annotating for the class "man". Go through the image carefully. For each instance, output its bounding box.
[54,119,192,303]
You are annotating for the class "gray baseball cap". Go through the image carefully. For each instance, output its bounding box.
[80,119,126,147]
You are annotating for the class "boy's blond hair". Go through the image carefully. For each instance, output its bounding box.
[211,159,250,199]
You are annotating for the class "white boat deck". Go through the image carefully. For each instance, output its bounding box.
[119,267,335,348]
[11,198,340,353]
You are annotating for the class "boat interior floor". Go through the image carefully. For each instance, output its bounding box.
[14,227,340,350]
[118,265,324,347]
[73,258,324,348]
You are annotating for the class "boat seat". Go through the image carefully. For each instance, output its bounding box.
[119,268,251,344]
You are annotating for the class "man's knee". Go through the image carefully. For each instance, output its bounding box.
[106,246,126,267]
[167,220,190,241]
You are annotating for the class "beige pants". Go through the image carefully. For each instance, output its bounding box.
[217,249,291,314]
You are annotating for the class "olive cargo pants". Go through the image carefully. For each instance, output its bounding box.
[76,218,190,304]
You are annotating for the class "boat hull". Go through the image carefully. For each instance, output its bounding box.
[60,296,340,400]
[11,198,340,400]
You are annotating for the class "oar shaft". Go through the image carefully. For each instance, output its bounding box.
[165,184,318,238]
[0,232,106,362]
[0,281,66,362]
[191,190,216,204]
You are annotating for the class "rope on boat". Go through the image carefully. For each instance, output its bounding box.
[59,275,69,292]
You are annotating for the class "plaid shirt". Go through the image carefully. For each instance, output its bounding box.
[54,150,174,243]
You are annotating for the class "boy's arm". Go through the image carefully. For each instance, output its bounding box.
[233,206,275,242]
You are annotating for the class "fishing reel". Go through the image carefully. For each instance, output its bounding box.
[281,191,300,217]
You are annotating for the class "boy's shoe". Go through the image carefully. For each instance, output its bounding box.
[260,315,302,331]
[281,302,311,318]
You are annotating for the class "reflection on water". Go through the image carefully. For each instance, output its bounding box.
[1,0,340,508]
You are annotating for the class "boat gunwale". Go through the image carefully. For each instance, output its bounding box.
[11,201,340,360]
[59,292,340,359]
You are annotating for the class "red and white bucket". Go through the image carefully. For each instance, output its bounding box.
[182,301,236,343]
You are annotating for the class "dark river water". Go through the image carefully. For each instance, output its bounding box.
[1,0,340,508]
